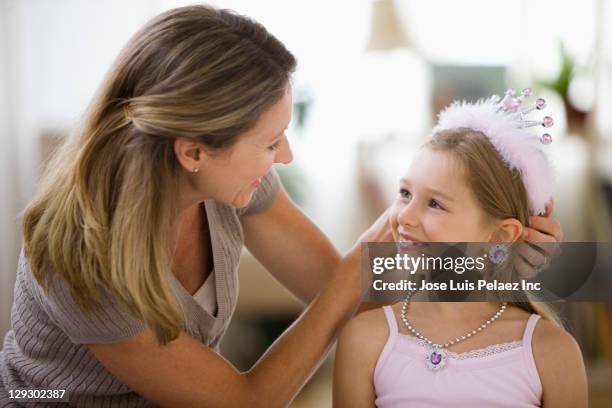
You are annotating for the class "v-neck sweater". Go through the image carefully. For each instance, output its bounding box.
[0,170,279,407]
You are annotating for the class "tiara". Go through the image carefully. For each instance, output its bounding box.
[432,88,554,216]
[494,88,553,144]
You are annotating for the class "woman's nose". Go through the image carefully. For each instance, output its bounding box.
[275,137,293,165]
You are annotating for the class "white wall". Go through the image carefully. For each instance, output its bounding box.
[0,0,22,339]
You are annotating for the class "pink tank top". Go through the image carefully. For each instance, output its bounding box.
[374,306,542,407]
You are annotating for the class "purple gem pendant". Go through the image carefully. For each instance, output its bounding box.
[425,347,448,370]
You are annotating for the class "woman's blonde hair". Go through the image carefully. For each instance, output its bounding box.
[22,5,296,344]
[426,128,563,327]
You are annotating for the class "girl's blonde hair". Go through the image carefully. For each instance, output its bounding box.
[426,128,563,327]
[22,5,296,344]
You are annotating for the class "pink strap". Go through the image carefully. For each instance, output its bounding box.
[374,306,400,385]
[522,314,543,397]
[382,305,399,336]
[522,314,541,348]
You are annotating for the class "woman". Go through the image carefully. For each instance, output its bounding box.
[0,5,562,407]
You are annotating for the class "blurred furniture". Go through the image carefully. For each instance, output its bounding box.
[431,65,507,123]
[235,250,304,315]
[366,0,411,52]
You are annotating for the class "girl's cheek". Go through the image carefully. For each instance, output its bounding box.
[420,215,442,239]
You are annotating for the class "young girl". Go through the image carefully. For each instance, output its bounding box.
[333,89,588,407]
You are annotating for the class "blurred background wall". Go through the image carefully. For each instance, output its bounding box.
[1,0,611,406]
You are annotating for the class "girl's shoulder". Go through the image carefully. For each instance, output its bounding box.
[336,306,392,368]
[532,317,583,366]
[531,317,588,406]
[340,306,390,342]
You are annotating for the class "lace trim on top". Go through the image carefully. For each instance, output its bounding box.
[401,335,523,360]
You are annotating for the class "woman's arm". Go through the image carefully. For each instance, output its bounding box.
[88,252,358,407]
[241,187,341,303]
[532,319,588,408]
[88,209,393,407]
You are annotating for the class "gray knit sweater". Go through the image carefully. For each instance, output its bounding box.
[0,170,279,407]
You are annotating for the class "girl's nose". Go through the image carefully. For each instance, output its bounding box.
[397,200,420,228]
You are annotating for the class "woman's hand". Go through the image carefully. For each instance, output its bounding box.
[333,207,395,312]
[350,207,395,254]
[516,199,563,278]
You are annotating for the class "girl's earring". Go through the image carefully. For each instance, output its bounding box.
[192,167,199,173]
[488,243,509,265]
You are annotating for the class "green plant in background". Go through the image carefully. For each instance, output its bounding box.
[537,40,574,103]
[275,86,313,205]
[293,87,313,131]
[536,40,591,135]
[275,164,306,204]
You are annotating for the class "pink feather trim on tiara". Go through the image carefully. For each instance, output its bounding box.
[432,89,555,216]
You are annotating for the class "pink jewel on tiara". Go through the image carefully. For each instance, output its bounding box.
[514,88,531,107]
[497,89,516,113]
[503,98,515,112]
[498,89,555,143]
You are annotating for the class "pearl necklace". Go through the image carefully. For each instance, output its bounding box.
[400,292,507,371]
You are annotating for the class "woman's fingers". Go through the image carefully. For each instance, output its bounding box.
[514,242,558,278]
[360,207,394,243]
[543,198,555,218]
[515,208,563,278]
[526,216,563,242]
[347,207,394,261]
[523,213,563,264]
[514,253,542,279]
[517,243,549,267]
[521,228,561,257]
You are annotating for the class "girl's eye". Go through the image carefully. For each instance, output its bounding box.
[399,188,412,199]
[429,199,444,210]
[268,140,282,151]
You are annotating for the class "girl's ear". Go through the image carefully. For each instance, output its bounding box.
[488,218,523,243]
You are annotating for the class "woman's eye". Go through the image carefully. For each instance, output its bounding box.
[399,188,412,199]
[268,140,281,151]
